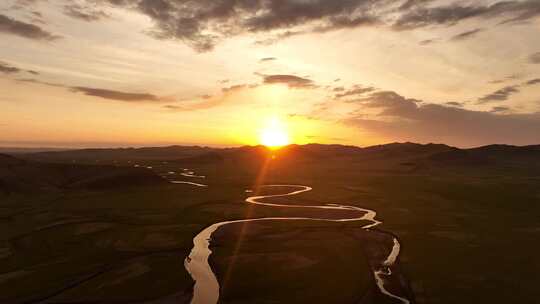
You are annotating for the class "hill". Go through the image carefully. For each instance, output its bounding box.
[429,144,540,166]
[0,154,165,194]
[18,145,213,163]
[9,142,540,172]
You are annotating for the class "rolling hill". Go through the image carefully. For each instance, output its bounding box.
[0,154,165,194]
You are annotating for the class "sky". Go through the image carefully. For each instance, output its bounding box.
[1,0,540,148]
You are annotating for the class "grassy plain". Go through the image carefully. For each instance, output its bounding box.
[1,146,539,303]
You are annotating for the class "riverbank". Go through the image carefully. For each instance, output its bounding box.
[184,185,413,304]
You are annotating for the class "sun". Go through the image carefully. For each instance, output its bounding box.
[259,118,290,149]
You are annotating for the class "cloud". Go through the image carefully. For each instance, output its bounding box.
[450,28,484,41]
[526,78,540,85]
[17,78,168,102]
[63,4,110,22]
[0,61,39,75]
[102,0,384,51]
[166,84,260,112]
[335,85,375,98]
[446,101,464,107]
[70,87,163,102]
[67,0,538,51]
[419,39,437,45]
[259,57,276,62]
[399,0,437,11]
[0,14,60,41]
[491,106,511,113]
[164,97,225,112]
[357,91,422,115]
[529,52,540,64]
[262,74,316,89]
[221,83,258,93]
[15,78,64,87]
[394,1,540,30]
[345,90,540,147]
[488,74,521,84]
[478,85,520,103]
[0,61,21,74]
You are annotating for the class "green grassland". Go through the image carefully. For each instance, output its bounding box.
[1,146,540,303]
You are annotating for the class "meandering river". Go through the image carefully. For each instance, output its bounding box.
[175,173,409,304]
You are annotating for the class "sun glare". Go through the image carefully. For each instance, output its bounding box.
[259,118,290,149]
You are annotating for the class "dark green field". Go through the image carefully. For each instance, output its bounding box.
[1,143,539,303]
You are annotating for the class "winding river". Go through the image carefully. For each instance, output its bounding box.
[175,173,410,304]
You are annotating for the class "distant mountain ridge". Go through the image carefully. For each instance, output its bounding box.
[11,142,540,168]
[3,142,540,193]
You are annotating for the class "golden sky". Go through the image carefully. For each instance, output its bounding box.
[1,0,540,148]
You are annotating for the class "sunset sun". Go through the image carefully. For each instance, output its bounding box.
[259,118,290,149]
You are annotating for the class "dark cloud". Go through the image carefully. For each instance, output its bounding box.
[450,28,484,41]
[19,79,169,103]
[63,4,110,22]
[446,101,464,107]
[491,106,511,113]
[102,0,384,51]
[0,14,60,41]
[0,62,21,74]
[70,87,162,102]
[488,74,521,84]
[64,0,538,51]
[335,85,375,98]
[221,84,258,93]
[394,5,489,30]
[262,74,316,89]
[259,57,276,62]
[394,1,540,30]
[419,39,437,45]
[345,90,540,147]
[15,78,65,87]
[0,62,39,75]
[9,0,43,11]
[357,91,422,115]
[529,52,540,64]
[399,0,437,11]
[478,85,520,103]
[526,78,540,85]
[311,15,381,33]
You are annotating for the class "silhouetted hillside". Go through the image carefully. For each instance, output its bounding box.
[14,142,540,171]
[20,145,213,163]
[361,142,457,159]
[0,154,165,194]
[430,144,540,166]
[0,153,25,166]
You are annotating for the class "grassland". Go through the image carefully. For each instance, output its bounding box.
[1,145,539,303]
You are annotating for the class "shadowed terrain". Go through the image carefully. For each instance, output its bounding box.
[1,143,539,303]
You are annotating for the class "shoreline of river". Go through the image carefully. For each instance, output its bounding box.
[181,183,413,304]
